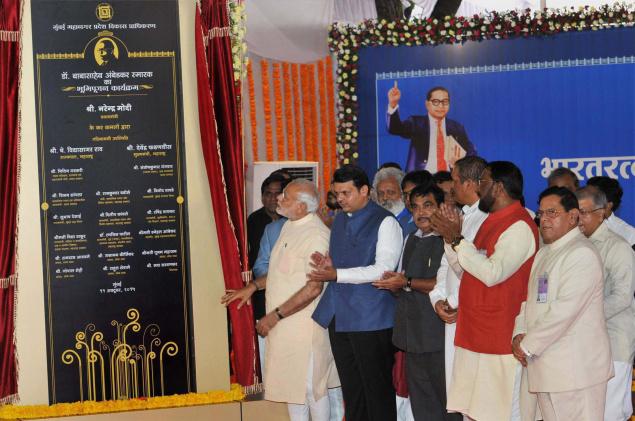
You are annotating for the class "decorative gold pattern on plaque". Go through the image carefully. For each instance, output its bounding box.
[61,308,179,401]
[128,51,175,58]
[96,3,114,22]
[36,53,84,60]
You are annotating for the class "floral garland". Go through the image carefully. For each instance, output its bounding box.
[317,59,330,200]
[229,0,247,82]
[307,64,319,162]
[246,61,259,161]
[282,63,296,160]
[0,384,244,419]
[272,63,285,160]
[291,64,304,160]
[325,55,338,186]
[328,4,635,165]
[300,65,314,162]
[260,61,274,161]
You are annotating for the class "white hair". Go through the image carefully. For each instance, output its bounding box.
[291,178,319,213]
[372,167,404,192]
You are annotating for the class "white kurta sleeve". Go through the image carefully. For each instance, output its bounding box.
[455,221,536,287]
[430,253,449,308]
[336,217,403,284]
[513,301,528,339]
[603,244,635,321]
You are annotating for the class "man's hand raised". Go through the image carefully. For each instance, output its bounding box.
[388,80,401,108]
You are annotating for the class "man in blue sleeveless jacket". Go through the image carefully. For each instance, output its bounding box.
[311,165,403,421]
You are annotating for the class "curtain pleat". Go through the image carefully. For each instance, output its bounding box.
[195,1,256,387]
[0,0,21,404]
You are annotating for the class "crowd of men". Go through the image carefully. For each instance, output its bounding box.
[222,160,634,421]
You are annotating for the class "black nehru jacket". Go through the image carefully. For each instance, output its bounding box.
[392,233,445,353]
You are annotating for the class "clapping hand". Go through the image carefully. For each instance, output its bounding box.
[430,203,462,243]
[308,252,337,282]
[372,271,406,292]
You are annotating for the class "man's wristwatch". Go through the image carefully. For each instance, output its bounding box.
[274,307,285,320]
[403,277,412,292]
[450,235,464,251]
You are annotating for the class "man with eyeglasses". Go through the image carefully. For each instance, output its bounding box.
[431,161,538,421]
[575,186,634,421]
[512,186,612,421]
[386,84,475,172]
[586,176,635,248]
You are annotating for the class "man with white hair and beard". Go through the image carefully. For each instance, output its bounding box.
[373,166,411,233]
[223,179,339,421]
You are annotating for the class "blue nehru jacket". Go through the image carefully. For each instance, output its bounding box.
[312,200,396,332]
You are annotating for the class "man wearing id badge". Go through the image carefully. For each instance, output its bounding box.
[536,274,548,304]
[513,186,613,421]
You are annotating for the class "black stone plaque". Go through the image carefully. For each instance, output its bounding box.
[31,0,194,404]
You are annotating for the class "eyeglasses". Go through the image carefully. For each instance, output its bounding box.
[477,178,495,187]
[579,207,604,217]
[536,208,563,219]
[429,99,450,107]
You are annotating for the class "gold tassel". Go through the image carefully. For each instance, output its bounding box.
[0,30,19,42]
[0,274,17,289]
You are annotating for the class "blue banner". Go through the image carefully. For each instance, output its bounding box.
[357,27,635,224]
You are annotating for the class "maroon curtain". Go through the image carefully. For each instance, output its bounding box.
[194,3,256,386]
[0,0,20,404]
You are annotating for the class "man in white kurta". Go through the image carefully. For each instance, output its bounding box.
[256,179,339,421]
[575,186,635,421]
[429,157,487,400]
[513,187,613,421]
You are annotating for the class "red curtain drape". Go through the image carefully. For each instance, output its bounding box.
[194,2,256,386]
[0,0,21,404]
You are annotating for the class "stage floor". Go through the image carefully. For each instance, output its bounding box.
[31,397,290,421]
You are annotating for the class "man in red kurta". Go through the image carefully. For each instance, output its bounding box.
[432,161,538,421]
